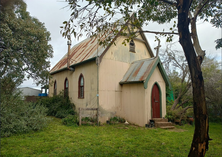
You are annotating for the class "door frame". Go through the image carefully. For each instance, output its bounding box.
[151,82,162,118]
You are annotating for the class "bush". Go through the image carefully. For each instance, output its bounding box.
[165,105,194,125]
[165,106,177,122]
[37,92,76,118]
[0,93,50,137]
[62,115,78,126]
[109,116,125,124]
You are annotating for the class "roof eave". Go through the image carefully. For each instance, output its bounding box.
[119,80,144,85]
[50,57,97,75]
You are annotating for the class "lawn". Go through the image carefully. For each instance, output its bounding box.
[1,117,222,157]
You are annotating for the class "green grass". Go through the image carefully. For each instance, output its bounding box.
[1,117,222,157]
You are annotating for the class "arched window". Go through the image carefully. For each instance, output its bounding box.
[129,40,135,52]
[78,74,84,98]
[64,78,68,97]
[54,80,57,96]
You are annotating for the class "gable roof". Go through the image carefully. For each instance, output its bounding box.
[50,16,155,74]
[119,57,171,89]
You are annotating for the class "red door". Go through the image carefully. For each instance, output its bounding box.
[152,84,160,118]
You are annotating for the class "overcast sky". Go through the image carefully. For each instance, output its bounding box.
[20,0,221,90]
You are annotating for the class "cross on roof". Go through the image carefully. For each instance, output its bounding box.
[154,38,161,57]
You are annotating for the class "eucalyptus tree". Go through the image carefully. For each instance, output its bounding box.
[0,0,53,92]
[61,0,221,156]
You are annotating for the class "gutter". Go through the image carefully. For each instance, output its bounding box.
[119,80,144,85]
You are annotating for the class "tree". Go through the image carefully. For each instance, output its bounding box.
[62,0,221,156]
[0,0,53,91]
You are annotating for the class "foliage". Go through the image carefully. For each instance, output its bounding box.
[81,117,97,123]
[165,105,194,125]
[62,115,78,126]
[1,117,222,157]
[0,0,53,91]
[37,92,76,119]
[0,92,50,137]
[109,116,126,124]
[62,0,221,46]
[80,117,98,126]
[202,57,222,121]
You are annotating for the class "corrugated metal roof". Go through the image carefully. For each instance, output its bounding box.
[50,33,110,74]
[120,57,158,83]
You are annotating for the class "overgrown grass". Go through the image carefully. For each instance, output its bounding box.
[1,117,222,157]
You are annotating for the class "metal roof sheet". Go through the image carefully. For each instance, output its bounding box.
[50,33,110,74]
[120,57,158,83]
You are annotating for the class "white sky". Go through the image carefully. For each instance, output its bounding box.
[20,0,221,90]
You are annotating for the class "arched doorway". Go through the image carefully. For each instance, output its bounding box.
[151,83,161,118]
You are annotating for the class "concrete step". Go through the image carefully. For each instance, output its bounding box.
[149,118,174,129]
[155,122,173,128]
[151,118,168,122]
[159,126,175,129]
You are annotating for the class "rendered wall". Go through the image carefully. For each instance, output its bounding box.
[98,35,151,122]
[49,61,98,109]
[121,83,146,126]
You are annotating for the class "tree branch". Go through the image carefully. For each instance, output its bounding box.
[194,0,210,20]
[158,0,177,7]
[176,99,190,109]
[137,30,179,35]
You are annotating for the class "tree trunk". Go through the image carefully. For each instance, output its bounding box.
[177,1,209,156]
[171,96,180,110]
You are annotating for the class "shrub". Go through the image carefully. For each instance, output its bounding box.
[62,115,78,126]
[0,93,50,137]
[37,92,76,118]
[109,116,125,124]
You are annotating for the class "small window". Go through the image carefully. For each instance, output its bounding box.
[78,74,84,99]
[54,81,57,96]
[129,40,135,52]
[64,78,68,97]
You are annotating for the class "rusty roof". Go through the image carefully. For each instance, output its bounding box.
[50,34,109,74]
[120,57,158,83]
[119,57,171,89]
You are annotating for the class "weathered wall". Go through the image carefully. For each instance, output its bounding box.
[145,66,166,122]
[121,83,145,126]
[98,36,151,122]
[49,61,98,109]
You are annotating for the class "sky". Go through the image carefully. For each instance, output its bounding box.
[20,0,221,90]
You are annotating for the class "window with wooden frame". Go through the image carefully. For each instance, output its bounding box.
[78,74,84,99]
[129,40,135,52]
[54,80,57,96]
[64,78,68,97]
